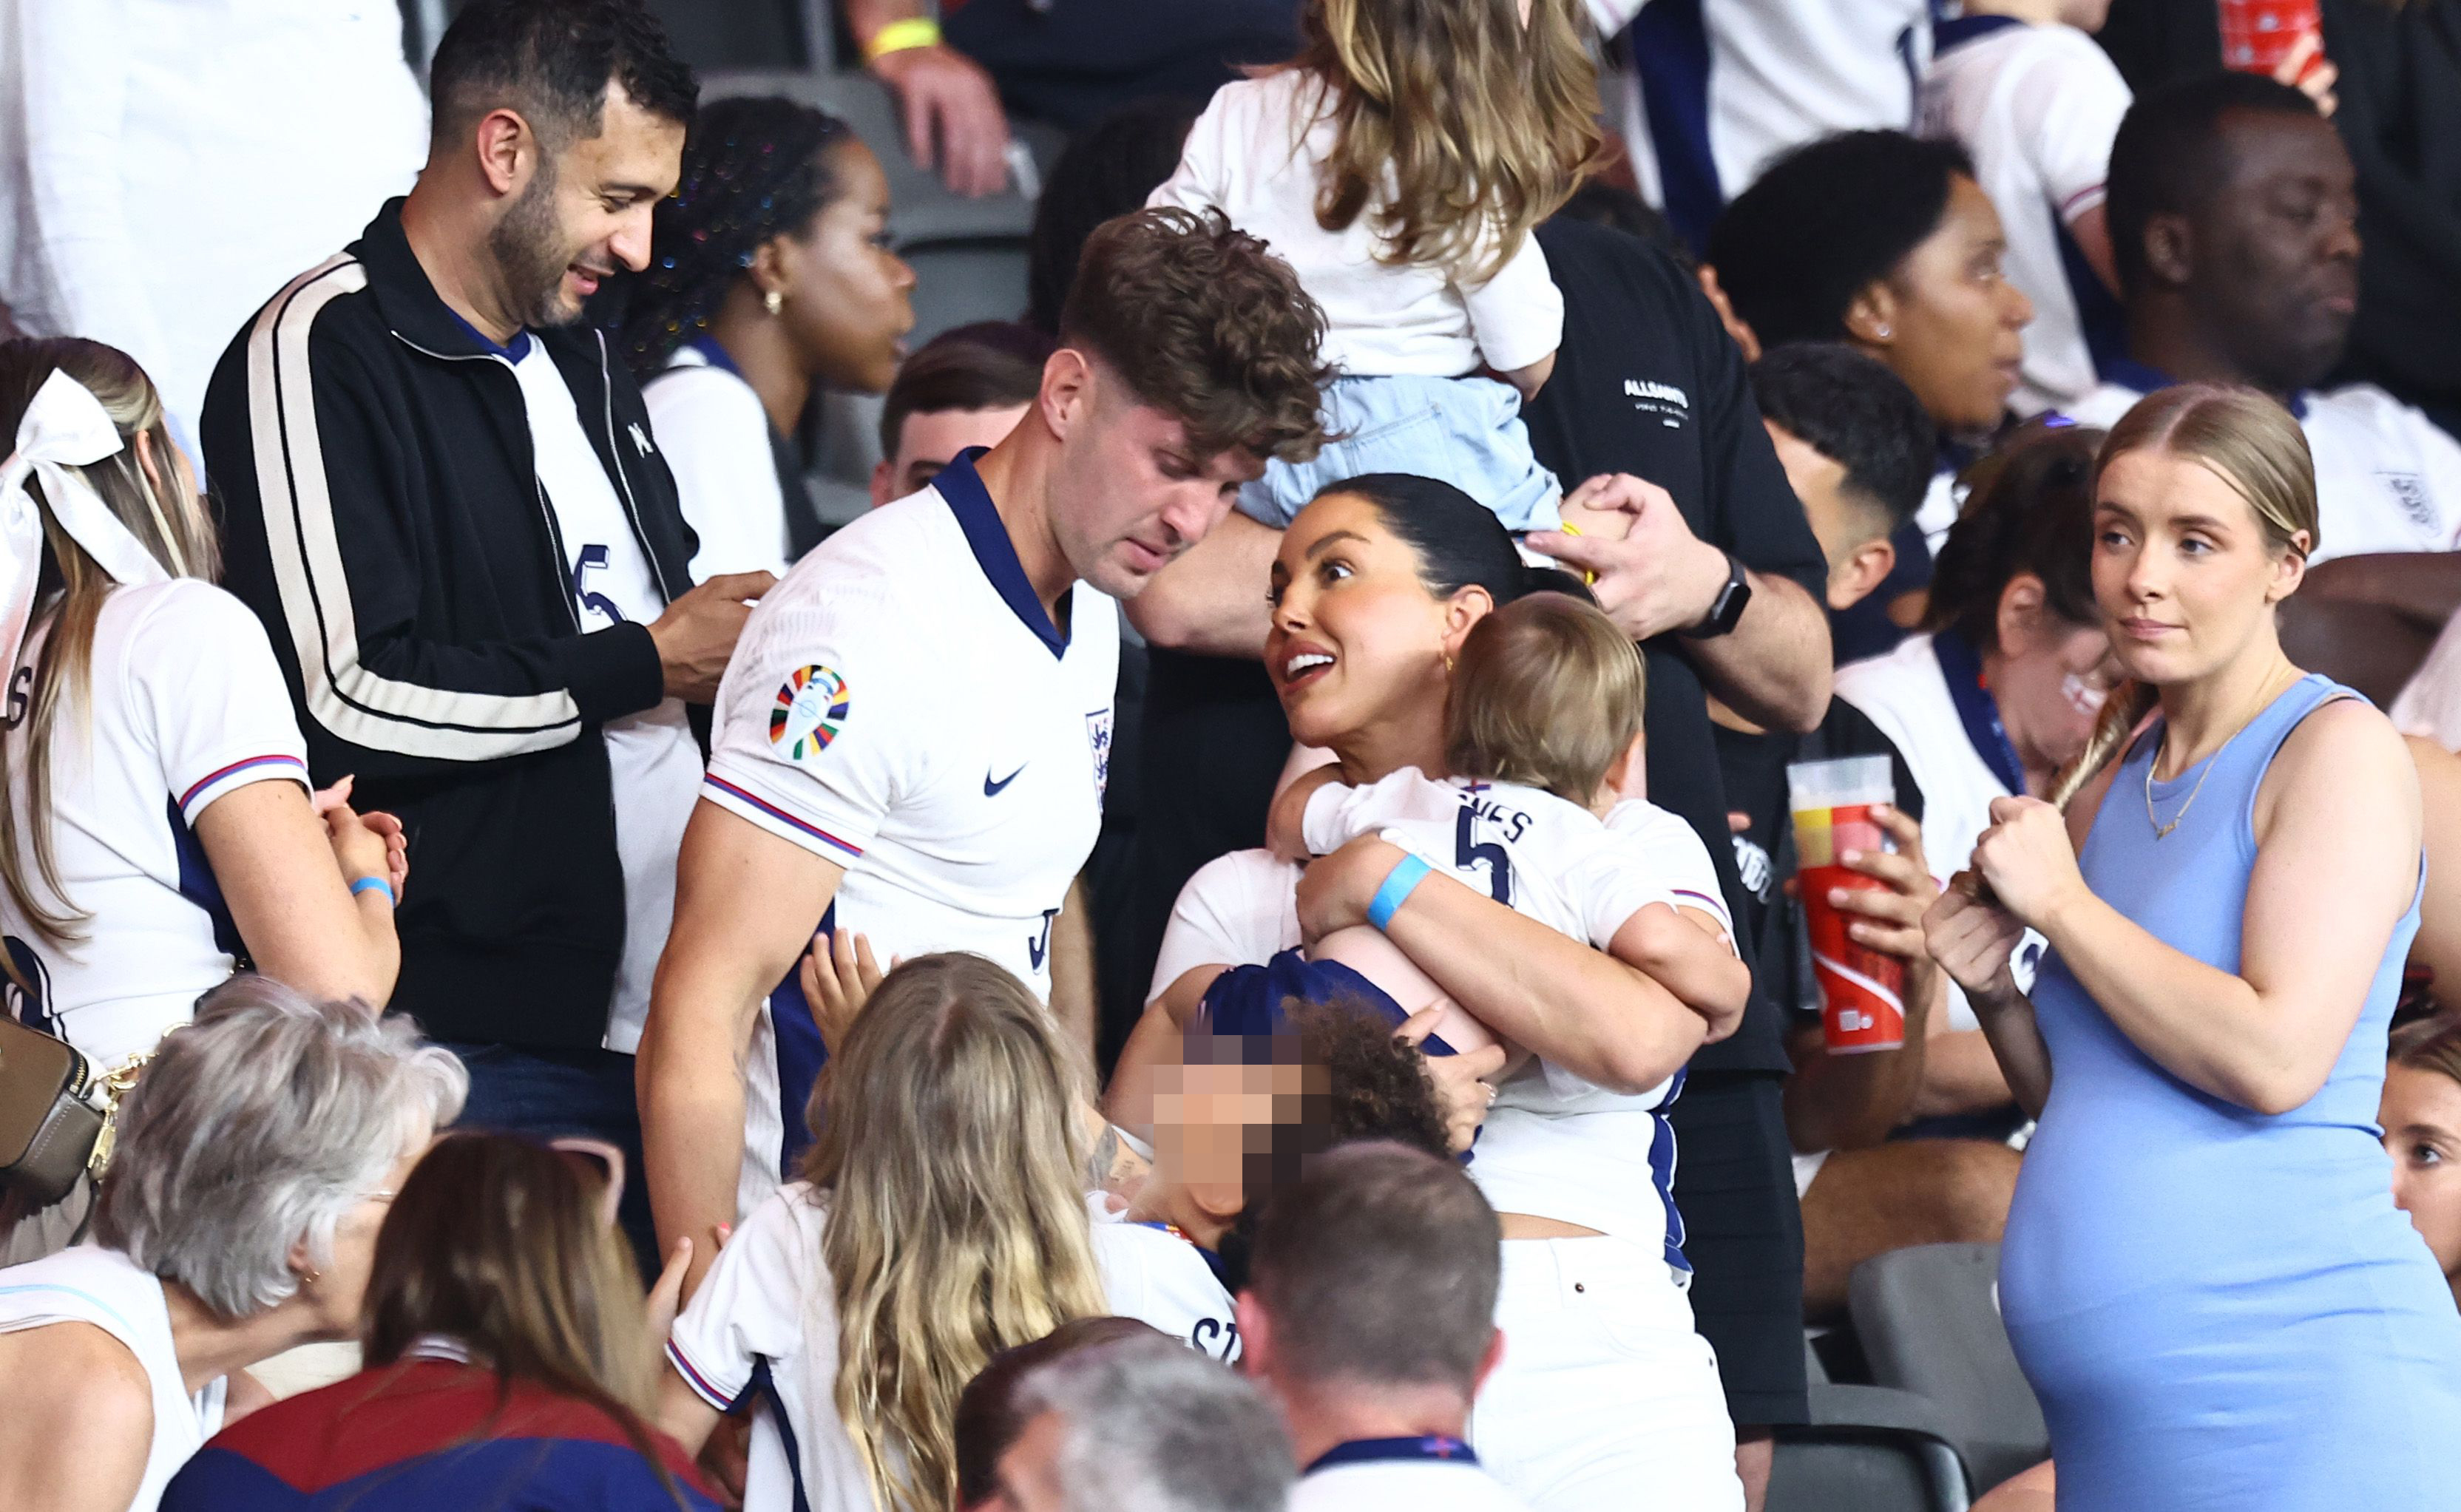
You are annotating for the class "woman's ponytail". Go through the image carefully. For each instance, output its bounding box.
[2045,679,2157,812]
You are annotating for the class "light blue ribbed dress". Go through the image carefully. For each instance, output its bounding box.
[2003,676,2461,1511]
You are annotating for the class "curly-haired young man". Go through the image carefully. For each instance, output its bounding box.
[640,206,1331,1287]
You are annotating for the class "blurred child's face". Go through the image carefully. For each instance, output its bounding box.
[1152,1036,1326,1210]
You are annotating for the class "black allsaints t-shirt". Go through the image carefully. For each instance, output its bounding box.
[1524,216,1830,1075]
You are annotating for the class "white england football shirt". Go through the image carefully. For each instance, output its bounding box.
[1920,16,2132,416]
[668,1181,1230,1512]
[2068,373,2461,563]
[703,450,1118,1207]
[503,335,702,1054]
[1593,0,1932,243]
[1157,782,1730,1265]
[0,578,309,1068]
[1089,1196,1242,1363]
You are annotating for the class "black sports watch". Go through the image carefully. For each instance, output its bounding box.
[1682,549,1752,639]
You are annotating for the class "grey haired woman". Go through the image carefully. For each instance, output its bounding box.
[0,976,464,1512]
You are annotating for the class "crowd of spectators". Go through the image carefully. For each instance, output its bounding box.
[4,0,2461,1510]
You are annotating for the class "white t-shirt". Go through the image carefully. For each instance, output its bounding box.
[504,338,702,1054]
[1150,70,1563,377]
[664,1184,879,1512]
[1293,1456,1533,1511]
[0,1243,228,1512]
[1150,791,1728,1264]
[668,1182,1222,1512]
[1920,18,2130,416]
[643,342,793,580]
[2068,377,2461,563]
[0,578,308,1068]
[1088,1196,1242,1363]
[1300,770,1731,954]
[703,452,1118,1209]
[1832,632,2045,1031]
[1592,0,1930,223]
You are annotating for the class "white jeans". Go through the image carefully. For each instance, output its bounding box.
[1471,1235,1744,1512]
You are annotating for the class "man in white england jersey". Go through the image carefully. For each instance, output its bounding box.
[1245,1141,1529,1511]
[639,206,1332,1287]
[2071,72,2461,563]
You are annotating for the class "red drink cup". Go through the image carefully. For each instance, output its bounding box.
[1790,756,1906,1055]
[2218,0,2321,76]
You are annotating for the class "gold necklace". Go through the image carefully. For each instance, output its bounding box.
[2143,667,2296,840]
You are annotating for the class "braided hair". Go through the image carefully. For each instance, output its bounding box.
[618,95,852,382]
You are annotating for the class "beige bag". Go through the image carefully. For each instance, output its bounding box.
[0,1016,103,1207]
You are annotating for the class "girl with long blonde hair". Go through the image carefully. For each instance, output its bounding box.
[1148,0,1606,534]
[0,338,402,1262]
[659,953,1107,1512]
[1926,384,2461,1510]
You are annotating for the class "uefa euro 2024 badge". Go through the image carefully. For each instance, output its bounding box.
[771,665,850,763]
[1086,708,1113,801]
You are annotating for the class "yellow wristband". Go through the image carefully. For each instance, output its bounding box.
[864,16,943,62]
[1554,521,1599,586]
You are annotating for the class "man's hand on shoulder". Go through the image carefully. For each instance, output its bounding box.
[650,572,775,703]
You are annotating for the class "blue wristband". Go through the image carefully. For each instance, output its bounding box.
[1365,855,1431,932]
[350,875,396,907]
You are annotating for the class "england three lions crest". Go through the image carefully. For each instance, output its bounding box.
[1086,708,1113,802]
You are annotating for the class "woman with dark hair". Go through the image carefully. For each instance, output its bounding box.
[1928,386,2461,1509]
[1111,472,1747,1511]
[1834,421,2116,1128]
[1708,131,2037,660]
[161,1133,717,1511]
[622,97,917,577]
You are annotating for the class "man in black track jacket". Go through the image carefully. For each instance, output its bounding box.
[201,0,762,1260]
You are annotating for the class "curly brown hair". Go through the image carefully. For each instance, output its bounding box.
[1059,206,1333,465]
[1284,997,1454,1160]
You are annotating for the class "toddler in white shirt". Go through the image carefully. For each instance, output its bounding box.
[1270,591,1747,1057]
[1150,0,1613,535]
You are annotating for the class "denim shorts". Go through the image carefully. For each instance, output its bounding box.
[1241,373,1563,532]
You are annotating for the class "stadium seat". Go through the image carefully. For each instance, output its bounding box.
[1767,1383,1974,1512]
[1848,1242,2048,1496]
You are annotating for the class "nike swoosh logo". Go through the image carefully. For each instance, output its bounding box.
[984,765,1024,796]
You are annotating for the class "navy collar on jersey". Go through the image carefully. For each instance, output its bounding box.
[1933,628,2028,798]
[1933,12,2027,51]
[1305,1436,1480,1476]
[1136,1219,1228,1282]
[443,305,535,364]
[2099,355,2309,422]
[686,333,744,380]
[938,445,1070,658]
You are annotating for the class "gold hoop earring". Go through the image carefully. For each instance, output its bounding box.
[1443,651,1455,674]
[763,289,785,316]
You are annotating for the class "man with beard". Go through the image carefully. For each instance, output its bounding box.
[201,0,755,1268]
[2070,70,2461,563]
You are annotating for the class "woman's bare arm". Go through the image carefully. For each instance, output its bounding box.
[193,782,397,1006]
[1300,838,1705,1095]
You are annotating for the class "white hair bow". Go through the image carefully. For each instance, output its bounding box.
[0,370,172,682]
